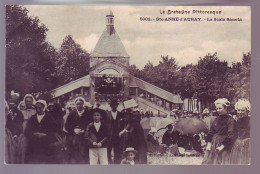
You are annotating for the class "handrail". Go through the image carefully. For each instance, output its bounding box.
[136,97,170,115]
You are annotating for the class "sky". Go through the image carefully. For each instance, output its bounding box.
[25,6,251,69]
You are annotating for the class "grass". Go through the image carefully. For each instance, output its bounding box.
[147,153,203,165]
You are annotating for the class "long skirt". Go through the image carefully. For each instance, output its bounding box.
[5,129,26,164]
[202,135,231,165]
[229,138,250,165]
[66,134,88,164]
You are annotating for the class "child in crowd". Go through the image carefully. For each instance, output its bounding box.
[120,147,137,165]
[85,108,108,165]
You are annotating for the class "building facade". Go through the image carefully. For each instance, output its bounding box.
[48,11,184,116]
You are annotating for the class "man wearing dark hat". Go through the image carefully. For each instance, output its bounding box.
[105,99,124,164]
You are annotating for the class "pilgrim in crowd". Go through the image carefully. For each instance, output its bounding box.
[123,99,148,164]
[5,93,24,137]
[65,97,93,163]
[162,124,179,147]
[85,108,109,165]
[120,147,137,165]
[21,94,37,133]
[229,99,251,164]
[24,100,60,164]
[202,98,237,164]
[147,127,160,153]
[104,99,124,164]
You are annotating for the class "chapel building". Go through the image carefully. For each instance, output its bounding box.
[48,11,184,116]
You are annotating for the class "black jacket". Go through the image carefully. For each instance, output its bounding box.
[65,109,93,135]
[5,107,24,136]
[24,112,60,154]
[104,111,124,139]
[85,122,108,148]
[205,114,237,149]
[236,116,250,139]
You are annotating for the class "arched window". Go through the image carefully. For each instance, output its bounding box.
[99,68,119,74]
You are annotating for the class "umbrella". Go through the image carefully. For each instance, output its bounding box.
[149,117,161,128]
[169,117,179,124]
[203,116,216,130]
[174,118,209,135]
[140,117,151,129]
[155,118,174,131]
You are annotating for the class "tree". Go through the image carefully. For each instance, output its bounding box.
[155,55,180,93]
[225,52,251,102]
[130,55,180,94]
[6,5,57,95]
[193,53,230,109]
[129,64,142,78]
[178,64,196,99]
[55,35,90,85]
[141,61,157,84]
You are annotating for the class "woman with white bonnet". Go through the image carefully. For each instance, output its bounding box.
[24,99,60,164]
[229,99,251,164]
[21,94,36,132]
[202,98,237,164]
[65,96,93,164]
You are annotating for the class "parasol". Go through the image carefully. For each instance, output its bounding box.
[203,116,216,130]
[169,117,179,124]
[149,117,161,128]
[140,117,151,129]
[155,118,174,131]
[174,118,208,135]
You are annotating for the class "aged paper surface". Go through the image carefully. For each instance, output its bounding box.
[5,6,250,165]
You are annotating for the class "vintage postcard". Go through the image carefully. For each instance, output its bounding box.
[5,6,250,165]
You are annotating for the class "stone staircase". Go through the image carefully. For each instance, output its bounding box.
[135,96,171,117]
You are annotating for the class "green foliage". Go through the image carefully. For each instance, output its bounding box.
[6,5,58,94]
[178,64,196,99]
[129,64,142,77]
[130,56,180,94]
[193,53,230,107]
[6,6,90,96]
[225,52,251,102]
[55,35,90,85]
[130,52,251,109]
[156,56,180,92]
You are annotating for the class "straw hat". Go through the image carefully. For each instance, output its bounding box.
[123,147,137,154]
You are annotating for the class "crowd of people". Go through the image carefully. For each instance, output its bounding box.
[5,93,147,165]
[144,98,251,165]
[5,91,251,165]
